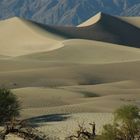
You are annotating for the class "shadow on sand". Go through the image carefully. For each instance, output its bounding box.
[26,114,70,127]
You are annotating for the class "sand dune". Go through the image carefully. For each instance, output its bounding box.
[12,79,140,118]
[42,13,140,47]
[0,59,140,89]
[0,13,140,57]
[0,17,64,56]
[0,38,140,88]
[78,13,140,29]
[19,39,140,64]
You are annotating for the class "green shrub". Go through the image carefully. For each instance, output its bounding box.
[99,105,140,140]
[0,88,20,124]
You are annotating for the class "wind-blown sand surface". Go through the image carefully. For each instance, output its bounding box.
[0,13,140,139]
[0,17,64,56]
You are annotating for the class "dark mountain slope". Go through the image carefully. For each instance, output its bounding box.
[0,0,140,25]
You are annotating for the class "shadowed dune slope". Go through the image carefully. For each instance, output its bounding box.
[35,13,140,48]
[118,16,140,28]
[19,39,140,64]
[0,17,64,56]
[78,13,140,28]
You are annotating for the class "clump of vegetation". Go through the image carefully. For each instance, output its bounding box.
[0,88,20,124]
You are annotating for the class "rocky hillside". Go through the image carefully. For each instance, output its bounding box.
[0,0,140,25]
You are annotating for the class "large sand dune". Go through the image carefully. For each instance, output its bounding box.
[40,13,140,47]
[0,17,64,56]
[0,13,140,57]
[0,13,140,139]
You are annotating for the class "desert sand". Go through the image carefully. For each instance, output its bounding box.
[0,17,64,56]
[119,16,140,28]
[0,13,140,139]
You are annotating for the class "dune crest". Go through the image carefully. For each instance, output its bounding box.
[78,12,102,27]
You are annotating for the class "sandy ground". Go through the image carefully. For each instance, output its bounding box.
[0,13,140,139]
[37,113,113,139]
[3,113,113,140]
[6,135,24,140]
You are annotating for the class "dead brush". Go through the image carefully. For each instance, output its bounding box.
[66,122,96,140]
[0,119,48,140]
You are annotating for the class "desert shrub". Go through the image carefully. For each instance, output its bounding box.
[99,105,140,140]
[0,88,20,124]
[98,124,117,140]
[66,122,96,140]
[114,105,140,140]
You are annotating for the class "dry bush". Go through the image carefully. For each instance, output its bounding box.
[66,122,96,140]
[0,88,20,124]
